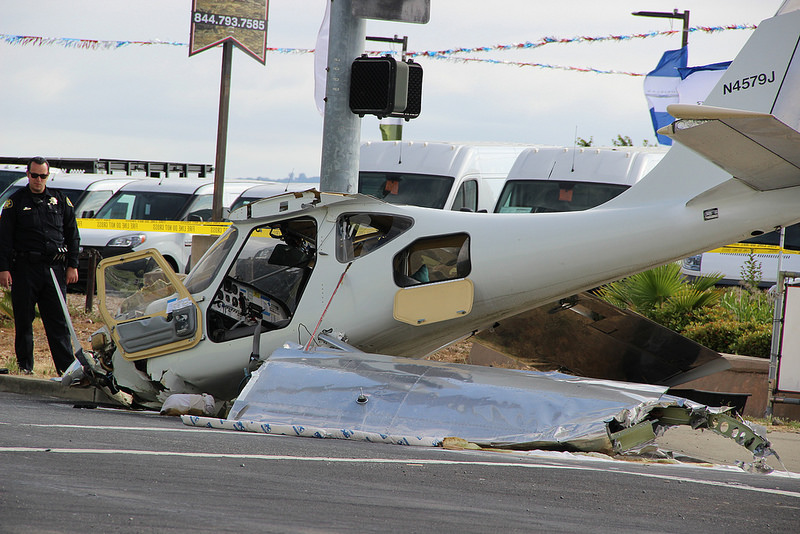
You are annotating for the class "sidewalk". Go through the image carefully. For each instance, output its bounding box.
[1,372,798,473]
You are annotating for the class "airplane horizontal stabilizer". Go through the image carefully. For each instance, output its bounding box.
[658,104,800,191]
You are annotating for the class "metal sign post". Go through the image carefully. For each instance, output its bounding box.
[632,9,690,49]
[189,0,269,221]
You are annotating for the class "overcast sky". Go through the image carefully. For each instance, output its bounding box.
[0,1,782,179]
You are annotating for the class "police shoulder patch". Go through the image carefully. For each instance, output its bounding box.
[66,197,73,207]
[3,199,11,209]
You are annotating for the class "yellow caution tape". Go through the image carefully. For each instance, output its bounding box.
[709,243,800,255]
[77,218,232,236]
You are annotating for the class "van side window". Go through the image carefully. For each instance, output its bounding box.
[184,194,213,221]
[393,234,471,287]
[336,213,413,262]
[452,180,478,212]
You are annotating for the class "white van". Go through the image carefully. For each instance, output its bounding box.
[0,173,141,218]
[493,146,668,213]
[228,181,320,214]
[0,167,25,194]
[681,223,800,286]
[80,178,260,273]
[358,141,530,212]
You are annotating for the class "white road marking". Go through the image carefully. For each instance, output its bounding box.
[0,421,269,435]
[2,444,799,499]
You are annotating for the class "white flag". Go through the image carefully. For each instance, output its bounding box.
[314,1,331,115]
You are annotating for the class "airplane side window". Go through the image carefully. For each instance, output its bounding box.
[393,233,471,287]
[336,213,413,262]
[207,217,317,343]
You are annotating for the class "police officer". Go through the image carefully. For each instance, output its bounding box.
[0,156,80,375]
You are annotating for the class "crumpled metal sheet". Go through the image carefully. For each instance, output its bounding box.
[220,345,698,452]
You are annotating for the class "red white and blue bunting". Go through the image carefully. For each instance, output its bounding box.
[1,24,756,77]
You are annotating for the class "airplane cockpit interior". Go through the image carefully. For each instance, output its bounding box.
[207,217,317,342]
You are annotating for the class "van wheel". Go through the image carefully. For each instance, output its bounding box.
[164,257,179,273]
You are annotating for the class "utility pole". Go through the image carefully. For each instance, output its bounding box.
[632,9,690,49]
[319,1,429,193]
[319,0,366,193]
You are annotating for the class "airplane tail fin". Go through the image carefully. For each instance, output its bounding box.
[658,7,800,191]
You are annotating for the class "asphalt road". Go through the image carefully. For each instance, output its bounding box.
[1,391,799,533]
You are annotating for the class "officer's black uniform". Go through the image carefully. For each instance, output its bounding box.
[0,185,80,374]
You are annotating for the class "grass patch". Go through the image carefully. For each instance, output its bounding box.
[747,417,800,433]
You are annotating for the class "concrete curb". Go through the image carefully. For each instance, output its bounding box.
[0,373,123,405]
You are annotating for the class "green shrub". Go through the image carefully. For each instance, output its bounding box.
[739,249,763,292]
[596,264,776,358]
[682,319,743,354]
[736,327,772,358]
[718,286,774,323]
[682,319,771,358]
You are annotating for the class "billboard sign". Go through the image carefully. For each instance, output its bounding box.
[189,0,269,64]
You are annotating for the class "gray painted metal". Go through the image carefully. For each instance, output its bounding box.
[228,345,691,451]
[320,0,366,193]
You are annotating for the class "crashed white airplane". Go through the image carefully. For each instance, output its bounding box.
[63,4,799,459]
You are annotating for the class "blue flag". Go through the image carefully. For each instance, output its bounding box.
[643,47,688,145]
[677,61,731,106]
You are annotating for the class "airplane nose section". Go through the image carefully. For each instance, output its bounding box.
[60,359,86,386]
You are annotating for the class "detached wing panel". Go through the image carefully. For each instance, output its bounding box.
[659,104,800,191]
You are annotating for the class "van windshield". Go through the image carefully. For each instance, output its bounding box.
[95,192,192,220]
[0,184,83,209]
[358,172,454,209]
[494,180,628,213]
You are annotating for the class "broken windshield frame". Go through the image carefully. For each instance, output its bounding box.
[183,226,239,294]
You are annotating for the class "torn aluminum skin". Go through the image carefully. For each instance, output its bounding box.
[183,344,773,458]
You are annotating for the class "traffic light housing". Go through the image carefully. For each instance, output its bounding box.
[399,60,423,120]
[349,55,423,120]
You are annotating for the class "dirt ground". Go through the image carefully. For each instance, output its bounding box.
[0,291,100,377]
[0,291,472,378]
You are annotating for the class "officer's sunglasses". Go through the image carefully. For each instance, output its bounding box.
[29,173,49,179]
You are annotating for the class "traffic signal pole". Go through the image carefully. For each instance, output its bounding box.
[320,0,366,193]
